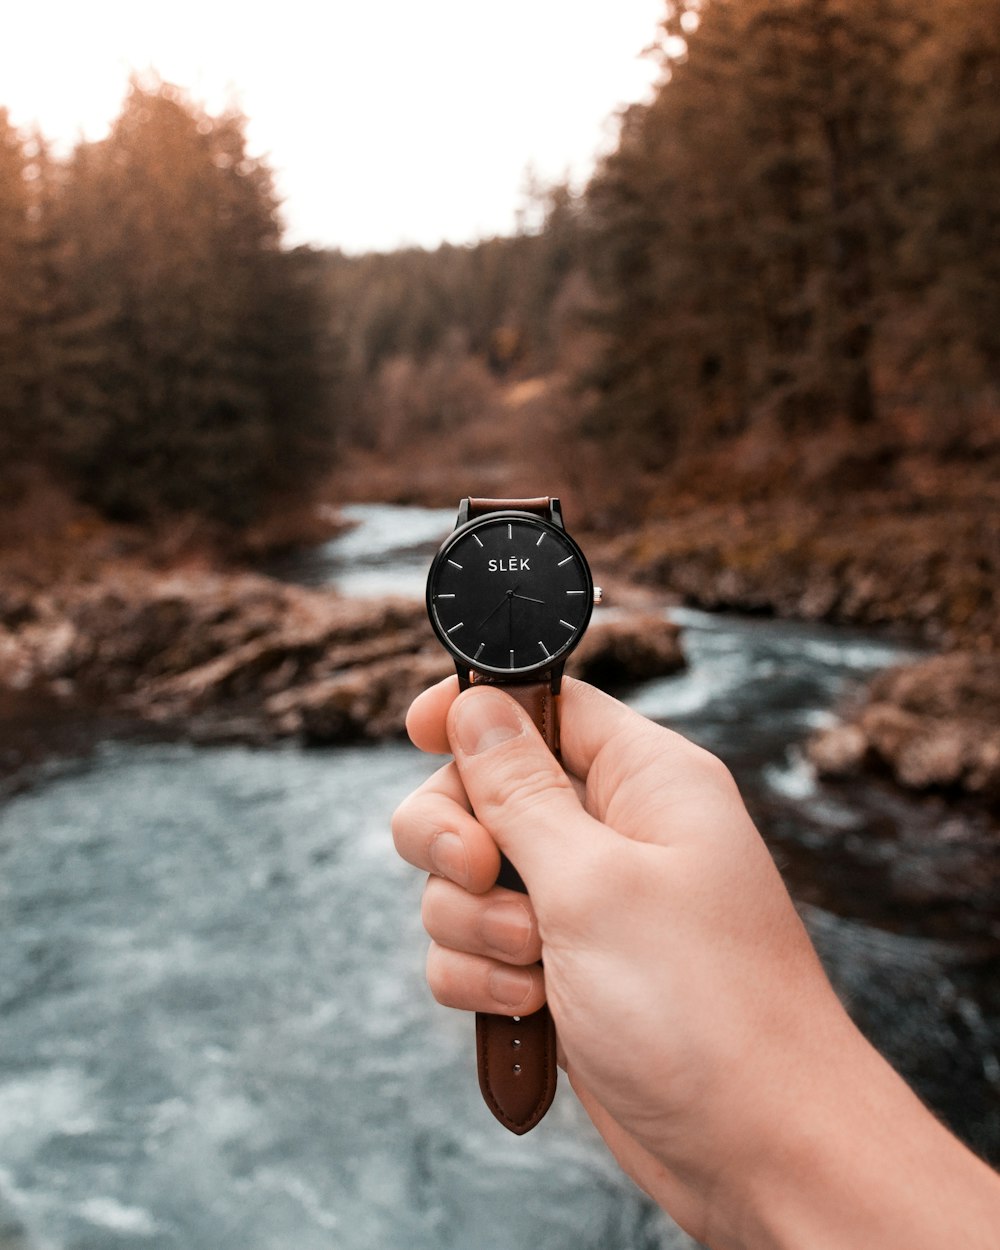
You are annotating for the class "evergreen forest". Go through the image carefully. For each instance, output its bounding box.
[1,0,999,537]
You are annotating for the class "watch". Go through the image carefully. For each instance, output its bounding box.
[426,496,599,1133]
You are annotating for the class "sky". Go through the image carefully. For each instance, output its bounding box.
[2,0,667,255]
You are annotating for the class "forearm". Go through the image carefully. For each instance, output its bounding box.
[708,1023,1000,1250]
[397,679,1000,1247]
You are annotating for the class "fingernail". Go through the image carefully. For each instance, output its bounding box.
[480,901,532,957]
[453,691,523,756]
[489,966,534,1009]
[429,832,469,887]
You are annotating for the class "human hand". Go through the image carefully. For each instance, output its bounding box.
[392,677,1000,1248]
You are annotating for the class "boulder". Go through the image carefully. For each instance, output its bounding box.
[808,653,1000,803]
[567,614,685,686]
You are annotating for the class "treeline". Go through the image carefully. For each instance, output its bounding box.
[4,1,998,532]
[321,0,1000,480]
[583,0,1000,462]
[0,79,337,526]
[318,183,587,453]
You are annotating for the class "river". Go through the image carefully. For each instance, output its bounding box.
[0,504,997,1249]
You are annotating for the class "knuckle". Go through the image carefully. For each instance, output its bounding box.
[425,941,442,989]
[425,942,458,1007]
[390,792,420,846]
[419,877,437,934]
[690,743,738,795]
[475,751,573,828]
[420,875,455,942]
[389,799,407,843]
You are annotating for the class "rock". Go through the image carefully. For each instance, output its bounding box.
[867,652,1000,721]
[567,614,685,686]
[266,652,452,743]
[806,722,868,776]
[606,491,999,653]
[808,653,1000,804]
[0,562,687,748]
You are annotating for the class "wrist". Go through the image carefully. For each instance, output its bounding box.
[708,1014,1000,1250]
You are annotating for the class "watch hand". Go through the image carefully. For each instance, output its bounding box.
[480,586,517,629]
[512,593,545,604]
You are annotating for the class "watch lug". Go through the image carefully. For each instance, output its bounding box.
[455,662,472,690]
[456,498,471,527]
[549,498,564,529]
[549,663,565,695]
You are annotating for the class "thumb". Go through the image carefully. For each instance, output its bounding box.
[446,686,608,897]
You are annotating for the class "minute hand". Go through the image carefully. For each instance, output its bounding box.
[512,593,545,604]
[479,586,517,629]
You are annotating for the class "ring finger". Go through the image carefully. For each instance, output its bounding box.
[426,942,547,1016]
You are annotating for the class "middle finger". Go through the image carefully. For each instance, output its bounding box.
[422,876,543,965]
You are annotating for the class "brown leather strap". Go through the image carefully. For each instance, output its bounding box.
[469,675,559,1134]
[475,1005,556,1136]
[466,496,551,518]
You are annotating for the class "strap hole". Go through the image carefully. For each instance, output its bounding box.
[512,1064,522,1075]
[512,1016,521,1022]
[511,1039,522,1049]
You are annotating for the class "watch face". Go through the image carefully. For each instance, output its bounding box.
[427,512,593,678]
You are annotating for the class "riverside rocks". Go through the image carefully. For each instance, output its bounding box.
[569,613,684,687]
[610,496,1000,813]
[808,653,1000,805]
[0,566,685,747]
[610,495,998,653]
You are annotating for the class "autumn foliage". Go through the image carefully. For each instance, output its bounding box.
[2,2,1000,536]
[0,80,337,527]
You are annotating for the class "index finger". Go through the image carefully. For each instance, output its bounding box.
[405,675,460,754]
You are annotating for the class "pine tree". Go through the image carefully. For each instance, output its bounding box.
[0,110,36,469]
[901,0,1000,415]
[582,0,916,459]
[50,79,336,525]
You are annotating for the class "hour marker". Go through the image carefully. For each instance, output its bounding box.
[508,524,512,539]
[538,640,550,658]
[472,534,484,547]
[566,589,585,595]
[436,593,455,599]
[509,649,515,668]
[558,555,574,566]
[535,532,546,547]
[474,642,485,660]
[448,559,463,569]
[559,619,574,630]
[446,622,464,634]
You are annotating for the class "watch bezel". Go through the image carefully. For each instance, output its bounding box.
[426,509,594,681]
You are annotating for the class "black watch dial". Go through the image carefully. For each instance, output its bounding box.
[427,512,593,678]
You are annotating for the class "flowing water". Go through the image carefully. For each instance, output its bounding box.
[0,505,997,1249]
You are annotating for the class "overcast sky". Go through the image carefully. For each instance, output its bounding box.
[2,0,666,254]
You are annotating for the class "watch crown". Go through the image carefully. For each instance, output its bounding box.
[593,586,604,606]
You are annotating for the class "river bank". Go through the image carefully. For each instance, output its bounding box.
[1,464,998,816]
[0,551,684,774]
[323,387,999,652]
[318,411,1000,814]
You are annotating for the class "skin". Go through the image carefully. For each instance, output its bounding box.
[392,677,1000,1248]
